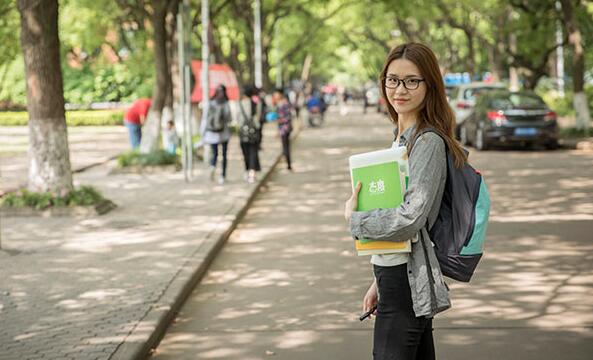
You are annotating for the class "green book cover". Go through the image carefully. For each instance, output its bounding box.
[349,146,410,254]
[351,161,404,212]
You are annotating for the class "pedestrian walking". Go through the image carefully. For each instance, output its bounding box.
[255,87,268,150]
[273,89,293,171]
[238,85,262,184]
[200,85,232,185]
[123,98,151,149]
[344,42,468,360]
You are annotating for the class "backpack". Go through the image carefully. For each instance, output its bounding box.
[411,128,491,282]
[206,103,225,132]
[238,101,261,144]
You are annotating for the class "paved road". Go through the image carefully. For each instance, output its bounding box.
[151,109,593,360]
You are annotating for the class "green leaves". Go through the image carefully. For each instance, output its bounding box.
[1,186,105,210]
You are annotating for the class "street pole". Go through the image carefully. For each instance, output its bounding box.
[201,0,210,164]
[254,0,263,89]
[178,0,193,182]
[275,23,282,89]
[555,1,565,97]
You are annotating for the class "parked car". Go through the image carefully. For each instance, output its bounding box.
[448,82,507,137]
[460,90,559,150]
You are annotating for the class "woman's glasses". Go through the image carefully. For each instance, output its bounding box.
[383,77,425,90]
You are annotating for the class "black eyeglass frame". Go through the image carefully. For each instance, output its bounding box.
[382,77,425,90]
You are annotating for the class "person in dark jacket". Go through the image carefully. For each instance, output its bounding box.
[344,42,468,360]
[238,85,262,183]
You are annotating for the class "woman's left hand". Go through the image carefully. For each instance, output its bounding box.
[344,181,362,222]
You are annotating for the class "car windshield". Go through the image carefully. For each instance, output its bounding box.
[490,94,546,109]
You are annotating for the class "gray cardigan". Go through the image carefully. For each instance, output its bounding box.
[350,125,451,317]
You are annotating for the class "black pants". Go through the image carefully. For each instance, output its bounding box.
[209,141,228,178]
[240,142,261,171]
[281,133,292,169]
[373,264,435,360]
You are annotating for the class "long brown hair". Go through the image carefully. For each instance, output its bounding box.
[379,42,466,168]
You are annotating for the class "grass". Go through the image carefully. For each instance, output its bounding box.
[0,110,124,126]
[117,149,179,168]
[0,186,105,210]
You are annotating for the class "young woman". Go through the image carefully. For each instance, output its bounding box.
[238,85,262,183]
[344,43,467,360]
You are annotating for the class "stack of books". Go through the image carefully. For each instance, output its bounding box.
[349,146,410,256]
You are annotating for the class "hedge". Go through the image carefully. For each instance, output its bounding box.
[0,110,124,126]
[117,150,179,168]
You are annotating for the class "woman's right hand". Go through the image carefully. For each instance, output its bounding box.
[362,279,378,317]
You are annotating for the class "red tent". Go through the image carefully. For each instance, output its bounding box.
[190,61,240,102]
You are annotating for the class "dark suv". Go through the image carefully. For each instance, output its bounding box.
[460,90,559,150]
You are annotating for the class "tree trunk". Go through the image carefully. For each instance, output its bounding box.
[18,0,73,193]
[141,0,170,153]
[561,0,590,131]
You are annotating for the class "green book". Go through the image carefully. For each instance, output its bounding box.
[349,146,410,255]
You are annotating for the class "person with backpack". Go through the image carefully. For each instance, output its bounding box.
[201,85,232,185]
[238,85,262,184]
[344,43,488,360]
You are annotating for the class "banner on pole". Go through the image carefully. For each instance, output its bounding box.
[191,61,240,102]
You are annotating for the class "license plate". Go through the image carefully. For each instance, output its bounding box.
[514,127,538,136]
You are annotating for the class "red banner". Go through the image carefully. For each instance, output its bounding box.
[190,61,240,102]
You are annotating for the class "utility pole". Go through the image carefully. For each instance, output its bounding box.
[275,24,282,89]
[177,0,193,182]
[555,1,565,97]
[254,0,263,89]
[201,0,210,164]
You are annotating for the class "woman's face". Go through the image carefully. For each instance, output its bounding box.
[385,58,427,118]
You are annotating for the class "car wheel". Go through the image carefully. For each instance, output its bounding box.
[475,128,489,151]
[545,139,559,150]
[460,125,469,146]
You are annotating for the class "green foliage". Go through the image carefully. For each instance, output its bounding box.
[0,110,124,126]
[117,150,179,168]
[559,127,593,138]
[1,186,104,210]
[63,63,153,104]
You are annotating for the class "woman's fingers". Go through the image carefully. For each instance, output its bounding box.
[355,180,362,193]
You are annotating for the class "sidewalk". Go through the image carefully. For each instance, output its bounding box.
[0,126,129,195]
[0,122,293,360]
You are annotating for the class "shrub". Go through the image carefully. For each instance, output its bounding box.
[0,186,105,210]
[0,110,124,126]
[117,150,179,168]
[559,127,593,138]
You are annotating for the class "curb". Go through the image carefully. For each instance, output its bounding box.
[109,128,302,360]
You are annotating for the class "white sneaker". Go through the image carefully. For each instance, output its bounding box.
[209,166,216,181]
[217,175,225,185]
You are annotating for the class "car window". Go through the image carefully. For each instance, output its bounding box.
[449,87,459,99]
[490,94,546,109]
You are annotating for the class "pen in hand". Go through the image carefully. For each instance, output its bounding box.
[359,305,378,321]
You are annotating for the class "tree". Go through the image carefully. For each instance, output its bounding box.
[140,0,179,153]
[561,0,590,131]
[17,0,73,193]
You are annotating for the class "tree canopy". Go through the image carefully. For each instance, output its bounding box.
[1,0,592,107]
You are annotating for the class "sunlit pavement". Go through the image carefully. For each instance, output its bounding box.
[0,126,129,194]
[0,123,285,359]
[151,107,593,360]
